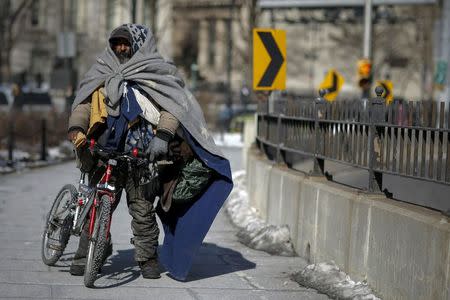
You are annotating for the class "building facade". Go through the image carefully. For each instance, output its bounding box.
[257,4,437,101]
[168,1,440,101]
[164,0,256,99]
[3,0,162,89]
[2,0,444,104]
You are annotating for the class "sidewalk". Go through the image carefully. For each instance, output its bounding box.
[0,162,328,300]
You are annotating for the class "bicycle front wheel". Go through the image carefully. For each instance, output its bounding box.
[41,184,76,266]
[84,195,112,288]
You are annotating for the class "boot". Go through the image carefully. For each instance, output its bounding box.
[138,259,161,279]
[69,258,86,276]
[70,224,89,276]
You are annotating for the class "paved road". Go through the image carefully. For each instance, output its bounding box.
[0,149,328,300]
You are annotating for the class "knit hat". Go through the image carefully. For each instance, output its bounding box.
[109,26,132,46]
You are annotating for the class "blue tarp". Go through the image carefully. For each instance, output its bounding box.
[157,128,233,280]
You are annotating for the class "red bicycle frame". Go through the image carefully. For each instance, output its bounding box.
[87,139,141,239]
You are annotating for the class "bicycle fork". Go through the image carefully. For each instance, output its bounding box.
[89,161,116,239]
[88,193,114,239]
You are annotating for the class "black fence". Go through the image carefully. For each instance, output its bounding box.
[0,112,70,167]
[3,119,48,162]
[256,88,450,214]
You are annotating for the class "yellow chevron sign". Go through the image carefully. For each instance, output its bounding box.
[319,69,345,101]
[253,28,286,91]
[377,80,394,104]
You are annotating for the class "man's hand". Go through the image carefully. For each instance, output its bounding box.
[146,136,168,161]
[68,130,79,142]
[68,130,87,148]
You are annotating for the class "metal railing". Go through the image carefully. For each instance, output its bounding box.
[0,112,70,166]
[256,87,450,212]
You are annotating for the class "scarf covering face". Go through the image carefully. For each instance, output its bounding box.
[72,24,224,158]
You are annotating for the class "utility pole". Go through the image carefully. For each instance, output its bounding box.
[270,9,275,28]
[363,0,373,60]
[361,0,373,99]
[439,0,450,102]
[61,0,76,112]
[226,0,235,129]
[41,119,47,161]
[131,0,137,23]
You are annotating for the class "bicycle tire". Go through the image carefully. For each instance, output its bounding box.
[84,195,112,288]
[41,184,77,266]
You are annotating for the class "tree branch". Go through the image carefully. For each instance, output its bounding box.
[8,0,32,27]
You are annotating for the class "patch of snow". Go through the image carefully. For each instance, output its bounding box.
[226,173,381,299]
[293,261,381,300]
[213,132,243,148]
[0,141,74,174]
[224,171,296,256]
[48,141,75,160]
[0,166,13,173]
[48,147,62,159]
[0,149,30,160]
[28,160,49,168]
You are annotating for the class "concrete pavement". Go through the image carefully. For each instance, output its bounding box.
[0,158,328,300]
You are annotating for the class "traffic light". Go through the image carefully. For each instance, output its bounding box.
[358,59,372,88]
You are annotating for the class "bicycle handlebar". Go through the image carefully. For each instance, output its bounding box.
[89,139,147,161]
[87,138,175,168]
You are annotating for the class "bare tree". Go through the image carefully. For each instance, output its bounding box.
[0,0,32,83]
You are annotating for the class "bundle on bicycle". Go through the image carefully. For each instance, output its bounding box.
[41,140,154,287]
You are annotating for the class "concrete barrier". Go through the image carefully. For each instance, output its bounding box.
[246,148,450,300]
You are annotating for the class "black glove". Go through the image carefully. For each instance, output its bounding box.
[146,136,169,161]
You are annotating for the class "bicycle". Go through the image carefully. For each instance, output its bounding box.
[41,139,152,288]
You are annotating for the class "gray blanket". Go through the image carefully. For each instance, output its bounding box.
[72,24,224,158]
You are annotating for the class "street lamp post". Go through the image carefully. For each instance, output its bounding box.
[362,0,373,99]
[363,0,373,60]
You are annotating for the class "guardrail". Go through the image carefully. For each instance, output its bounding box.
[256,87,450,212]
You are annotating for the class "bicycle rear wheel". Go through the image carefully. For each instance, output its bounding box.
[41,184,76,266]
[84,195,112,288]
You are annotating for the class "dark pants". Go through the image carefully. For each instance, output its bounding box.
[72,160,160,267]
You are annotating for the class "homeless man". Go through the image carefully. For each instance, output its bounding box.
[67,25,179,279]
[68,24,233,281]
